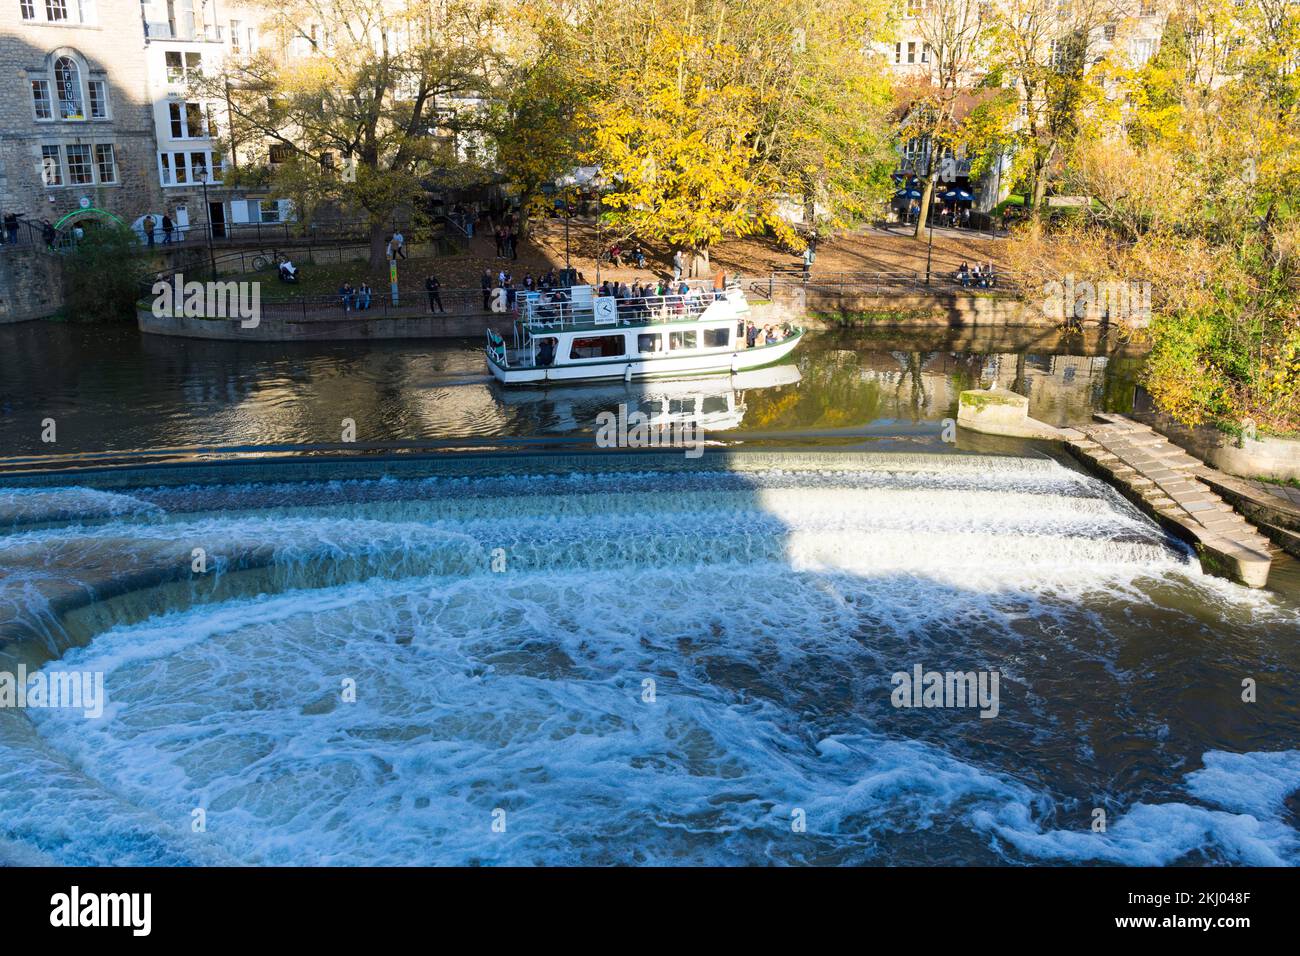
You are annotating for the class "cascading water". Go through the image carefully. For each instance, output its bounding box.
[1,454,1298,866]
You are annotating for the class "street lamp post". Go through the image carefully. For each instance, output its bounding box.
[556,173,576,274]
[200,171,217,278]
[592,174,605,286]
[925,186,935,286]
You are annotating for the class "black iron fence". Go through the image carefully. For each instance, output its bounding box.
[754,268,1017,299]
[136,217,467,253]
[140,282,495,321]
[0,217,54,251]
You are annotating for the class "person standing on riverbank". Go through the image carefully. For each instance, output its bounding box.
[162,213,174,244]
[425,274,444,313]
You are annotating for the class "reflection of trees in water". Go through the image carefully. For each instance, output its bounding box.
[889,351,929,421]
[742,349,883,430]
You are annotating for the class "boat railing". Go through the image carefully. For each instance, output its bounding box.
[521,289,730,331]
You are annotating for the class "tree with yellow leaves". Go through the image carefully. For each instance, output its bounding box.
[204,0,503,269]
[560,0,896,269]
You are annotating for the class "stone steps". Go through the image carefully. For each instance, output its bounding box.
[1067,414,1274,588]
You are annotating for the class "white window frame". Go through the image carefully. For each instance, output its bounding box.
[95,143,117,184]
[159,149,224,187]
[65,143,94,186]
[54,54,85,120]
[87,78,109,119]
[39,145,63,187]
[22,0,93,24]
[31,79,52,120]
[164,50,204,85]
[168,100,212,140]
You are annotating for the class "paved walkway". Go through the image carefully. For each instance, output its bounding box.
[1067,413,1274,587]
[1249,479,1300,509]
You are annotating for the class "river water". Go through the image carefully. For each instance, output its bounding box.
[0,323,1297,866]
[0,323,1139,460]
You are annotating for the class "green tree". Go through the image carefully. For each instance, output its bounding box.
[62,226,149,323]
[204,0,502,269]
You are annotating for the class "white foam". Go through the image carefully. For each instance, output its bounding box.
[5,459,1298,865]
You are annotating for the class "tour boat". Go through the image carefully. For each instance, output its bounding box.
[485,283,803,384]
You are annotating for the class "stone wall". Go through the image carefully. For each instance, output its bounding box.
[766,287,1046,327]
[0,247,63,322]
[0,4,162,232]
[138,305,511,341]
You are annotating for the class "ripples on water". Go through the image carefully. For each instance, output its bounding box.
[0,324,1143,456]
[1,456,1298,866]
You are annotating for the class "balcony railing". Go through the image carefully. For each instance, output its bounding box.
[144,21,225,42]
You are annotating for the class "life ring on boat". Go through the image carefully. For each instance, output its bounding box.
[486,329,508,366]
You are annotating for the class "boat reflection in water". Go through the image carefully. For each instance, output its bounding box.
[490,364,803,435]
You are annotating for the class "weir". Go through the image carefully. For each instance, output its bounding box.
[1,450,1297,867]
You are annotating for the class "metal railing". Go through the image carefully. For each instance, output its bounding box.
[0,218,51,251]
[241,287,489,321]
[519,286,728,330]
[138,217,393,250]
[754,268,1016,299]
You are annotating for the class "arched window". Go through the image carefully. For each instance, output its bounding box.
[54,55,83,119]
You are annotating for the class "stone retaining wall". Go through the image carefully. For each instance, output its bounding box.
[137,305,510,341]
[0,248,63,323]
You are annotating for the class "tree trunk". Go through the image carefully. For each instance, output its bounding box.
[913,172,937,240]
[1027,143,1057,220]
[691,244,710,279]
[368,221,389,272]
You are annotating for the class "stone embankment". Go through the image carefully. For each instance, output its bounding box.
[957,388,1281,588]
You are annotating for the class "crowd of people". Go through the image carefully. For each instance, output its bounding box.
[955,261,998,288]
[480,267,591,311]
[743,320,792,348]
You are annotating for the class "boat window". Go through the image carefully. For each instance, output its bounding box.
[637,333,662,354]
[702,327,730,348]
[638,399,663,417]
[669,398,694,416]
[533,336,558,366]
[702,396,730,414]
[569,335,626,359]
[669,330,697,350]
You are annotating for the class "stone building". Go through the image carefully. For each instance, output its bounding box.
[883,0,1173,213]
[0,0,162,235]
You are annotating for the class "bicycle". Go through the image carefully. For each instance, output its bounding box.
[250,248,283,272]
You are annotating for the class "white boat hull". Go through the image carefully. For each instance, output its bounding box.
[488,331,804,385]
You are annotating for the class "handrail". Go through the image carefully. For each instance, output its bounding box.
[520,289,727,331]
